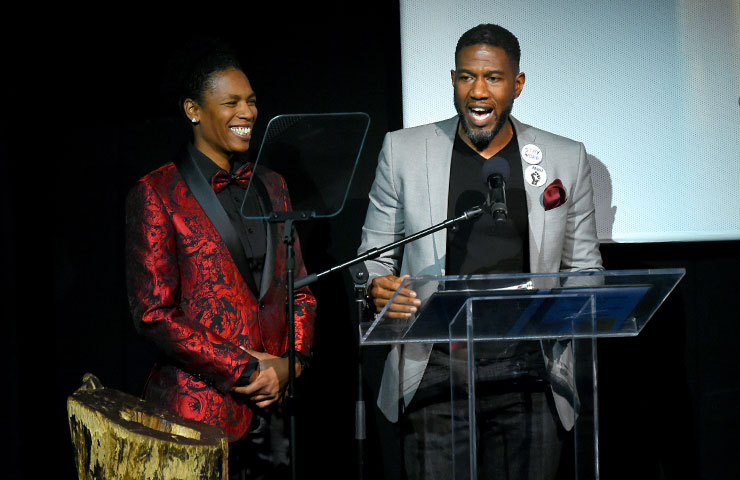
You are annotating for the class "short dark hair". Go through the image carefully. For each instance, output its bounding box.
[161,37,243,121]
[455,24,521,71]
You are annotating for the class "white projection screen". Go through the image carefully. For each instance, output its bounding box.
[399,0,740,243]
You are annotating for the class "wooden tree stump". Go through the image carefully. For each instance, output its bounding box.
[67,373,228,480]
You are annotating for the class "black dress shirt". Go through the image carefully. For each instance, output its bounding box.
[188,144,267,289]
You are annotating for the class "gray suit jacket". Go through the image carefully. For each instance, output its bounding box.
[358,116,603,428]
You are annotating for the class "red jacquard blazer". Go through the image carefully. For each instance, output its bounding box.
[125,151,316,441]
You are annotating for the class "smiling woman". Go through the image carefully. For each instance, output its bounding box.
[125,38,316,479]
[184,68,258,170]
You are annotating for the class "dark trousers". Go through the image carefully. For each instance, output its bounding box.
[402,346,566,480]
[229,409,290,480]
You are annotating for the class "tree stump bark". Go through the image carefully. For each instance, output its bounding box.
[67,373,228,480]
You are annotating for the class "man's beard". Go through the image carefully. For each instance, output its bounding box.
[455,97,514,151]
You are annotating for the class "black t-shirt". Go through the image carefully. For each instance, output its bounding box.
[446,129,529,275]
[441,123,542,372]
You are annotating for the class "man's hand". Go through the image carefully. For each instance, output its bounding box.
[369,274,421,319]
[232,350,301,409]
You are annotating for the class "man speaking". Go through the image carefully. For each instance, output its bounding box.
[358,23,602,479]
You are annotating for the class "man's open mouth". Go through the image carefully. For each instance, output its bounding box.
[468,106,493,126]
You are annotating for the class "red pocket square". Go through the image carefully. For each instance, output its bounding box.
[544,179,567,211]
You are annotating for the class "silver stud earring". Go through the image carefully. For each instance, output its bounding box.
[191,118,198,124]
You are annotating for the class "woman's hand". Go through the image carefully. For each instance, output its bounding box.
[232,350,300,408]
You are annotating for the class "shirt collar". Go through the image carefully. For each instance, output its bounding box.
[187,143,248,180]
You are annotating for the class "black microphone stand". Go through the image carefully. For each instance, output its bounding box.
[267,210,313,480]
[246,111,372,480]
[294,204,485,290]
[291,203,485,480]
[347,262,369,480]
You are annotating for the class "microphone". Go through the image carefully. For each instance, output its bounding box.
[481,156,510,223]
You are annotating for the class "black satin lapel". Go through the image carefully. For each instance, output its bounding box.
[250,176,276,299]
[174,149,260,298]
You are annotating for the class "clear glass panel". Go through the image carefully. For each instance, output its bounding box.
[359,269,684,344]
[241,112,370,219]
[447,336,587,479]
[361,269,684,479]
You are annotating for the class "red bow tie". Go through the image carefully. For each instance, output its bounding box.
[211,164,253,193]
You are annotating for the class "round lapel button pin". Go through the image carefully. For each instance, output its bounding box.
[521,144,543,165]
[525,165,547,187]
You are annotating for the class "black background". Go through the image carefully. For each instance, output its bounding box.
[4,4,739,479]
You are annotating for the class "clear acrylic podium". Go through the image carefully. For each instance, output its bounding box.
[359,269,685,479]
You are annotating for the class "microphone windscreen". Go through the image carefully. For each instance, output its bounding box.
[481,156,510,184]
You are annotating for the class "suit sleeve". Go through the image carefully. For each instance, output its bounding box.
[560,143,603,272]
[358,132,405,284]
[125,180,250,393]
